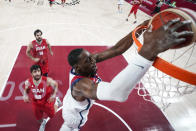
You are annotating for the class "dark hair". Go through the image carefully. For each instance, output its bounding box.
[68,48,83,67]
[30,64,42,74]
[34,29,42,36]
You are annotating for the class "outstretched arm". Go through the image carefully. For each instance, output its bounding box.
[76,19,193,101]
[93,20,149,63]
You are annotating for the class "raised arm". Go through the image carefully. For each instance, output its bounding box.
[76,19,193,101]
[93,20,149,63]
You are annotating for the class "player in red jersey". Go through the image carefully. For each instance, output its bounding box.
[26,29,53,77]
[126,0,143,23]
[23,64,60,130]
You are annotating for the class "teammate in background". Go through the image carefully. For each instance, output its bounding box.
[126,0,143,23]
[26,29,53,77]
[60,19,193,131]
[117,0,124,13]
[23,65,61,131]
[61,0,66,7]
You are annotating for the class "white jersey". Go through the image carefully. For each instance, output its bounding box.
[62,69,101,129]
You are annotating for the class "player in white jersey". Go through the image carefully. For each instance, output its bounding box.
[61,69,101,130]
[60,19,193,131]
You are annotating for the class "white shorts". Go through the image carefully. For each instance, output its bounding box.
[62,113,81,129]
[61,109,88,129]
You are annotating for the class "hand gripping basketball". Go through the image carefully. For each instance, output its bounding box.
[148,8,196,49]
[142,18,193,57]
[132,17,196,85]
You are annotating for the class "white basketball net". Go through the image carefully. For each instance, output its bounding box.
[134,30,196,111]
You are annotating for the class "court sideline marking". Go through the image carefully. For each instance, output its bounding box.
[44,102,132,131]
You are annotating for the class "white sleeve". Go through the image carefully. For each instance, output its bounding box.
[96,53,153,102]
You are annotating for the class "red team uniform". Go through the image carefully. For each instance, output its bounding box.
[31,39,49,75]
[130,0,142,15]
[27,76,55,120]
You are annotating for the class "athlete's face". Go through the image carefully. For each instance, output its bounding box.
[31,68,42,81]
[76,50,97,77]
[35,32,42,42]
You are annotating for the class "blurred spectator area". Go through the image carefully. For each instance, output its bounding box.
[125,0,196,16]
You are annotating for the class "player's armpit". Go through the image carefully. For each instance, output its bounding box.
[75,78,98,100]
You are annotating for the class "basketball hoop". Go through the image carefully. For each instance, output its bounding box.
[132,26,196,111]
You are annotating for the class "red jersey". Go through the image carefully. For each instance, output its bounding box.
[32,39,48,60]
[27,76,53,105]
[131,0,142,5]
[31,39,49,74]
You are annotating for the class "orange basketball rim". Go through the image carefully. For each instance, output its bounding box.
[132,26,196,85]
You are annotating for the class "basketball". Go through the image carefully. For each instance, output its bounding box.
[148,8,196,49]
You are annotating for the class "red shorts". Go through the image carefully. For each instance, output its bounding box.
[130,4,140,15]
[32,100,55,120]
[36,59,49,75]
